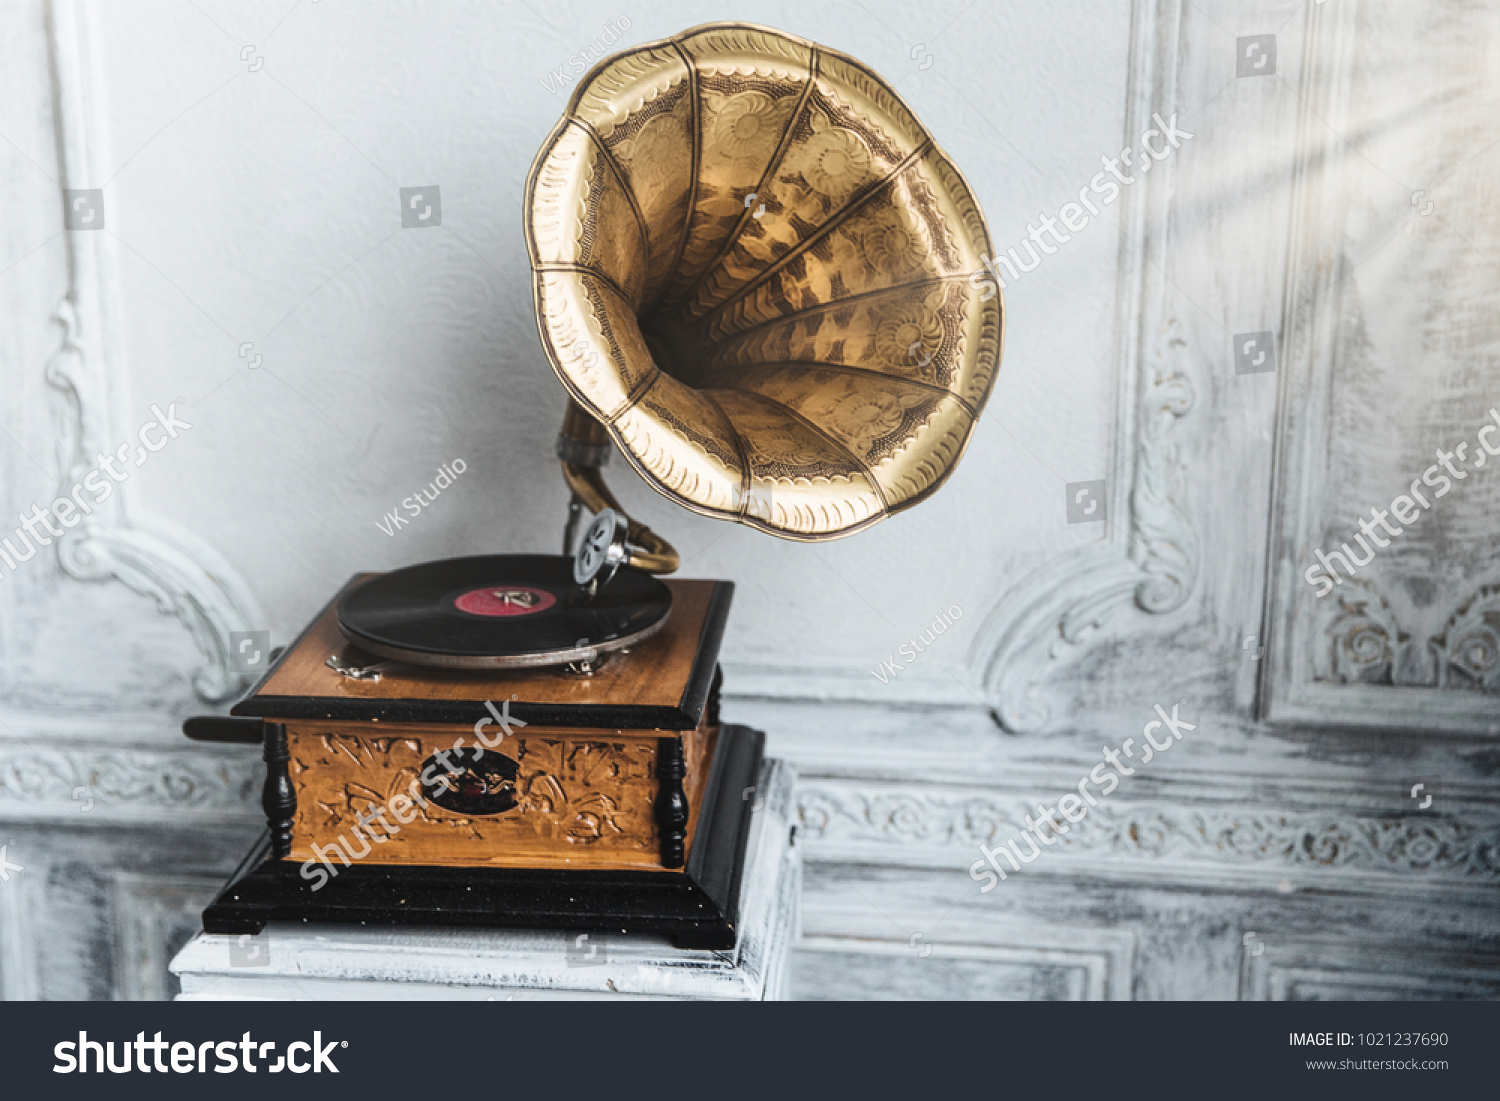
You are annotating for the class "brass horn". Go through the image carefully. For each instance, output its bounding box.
[526,22,1003,568]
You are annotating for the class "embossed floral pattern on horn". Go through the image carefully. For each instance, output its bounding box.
[525,22,1002,539]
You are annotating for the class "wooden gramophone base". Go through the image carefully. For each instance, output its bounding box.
[202,725,764,950]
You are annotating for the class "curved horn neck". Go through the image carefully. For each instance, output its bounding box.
[557,400,680,575]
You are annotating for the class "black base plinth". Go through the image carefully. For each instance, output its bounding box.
[201,725,764,951]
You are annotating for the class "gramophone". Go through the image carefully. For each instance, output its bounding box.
[184,22,1001,950]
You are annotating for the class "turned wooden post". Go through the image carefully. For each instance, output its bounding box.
[655,735,689,868]
[707,664,723,727]
[261,722,296,859]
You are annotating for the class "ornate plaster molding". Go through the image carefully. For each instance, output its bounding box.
[1316,577,1500,692]
[1432,583,1500,690]
[794,781,1500,884]
[43,0,263,701]
[974,0,1199,734]
[1318,579,1407,685]
[0,741,260,819]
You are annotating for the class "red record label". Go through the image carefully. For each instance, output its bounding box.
[453,585,556,618]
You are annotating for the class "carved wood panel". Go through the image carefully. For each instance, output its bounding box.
[287,721,713,870]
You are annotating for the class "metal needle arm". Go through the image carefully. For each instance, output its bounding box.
[556,399,680,574]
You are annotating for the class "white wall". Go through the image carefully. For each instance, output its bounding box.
[68,0,1127,688]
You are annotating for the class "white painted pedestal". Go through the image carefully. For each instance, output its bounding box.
[170,759,798,1000]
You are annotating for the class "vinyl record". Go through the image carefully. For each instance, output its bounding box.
[336,555,671,669]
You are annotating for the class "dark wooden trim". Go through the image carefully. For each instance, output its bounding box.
[183,716,264,744]
[706,664,723,728]
[677,581,733,726]
[681,718,761,944]
[201,725,765,951]
[232,580,736,731]
[232,695,706,730]
[654,735,689,869]
[261,723,296,859]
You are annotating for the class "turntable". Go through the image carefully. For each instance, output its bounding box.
[335,549,672,670]
[183,21,1001,952]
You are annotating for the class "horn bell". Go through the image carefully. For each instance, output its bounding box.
[526,22,1003,541]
